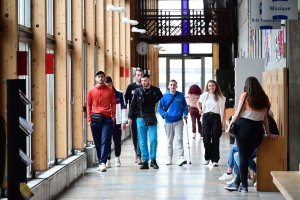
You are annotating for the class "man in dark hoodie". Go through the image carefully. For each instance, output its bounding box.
[87,71,116,172]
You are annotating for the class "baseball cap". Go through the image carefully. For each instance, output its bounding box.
[95,70,105,77]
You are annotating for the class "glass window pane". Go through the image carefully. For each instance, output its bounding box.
[190,43,212,54]
[67,52,72,155]
[25,0,31,27]
[205,57,213,85]
[18,0,25,25]
[158,58,167,94]
[47,0,54,35]
[158,1,181,9]
[184,59,201,94]
[159,44,182,54]
[169,59,182,92]
[67,0,72,40]
[189,1,204,9]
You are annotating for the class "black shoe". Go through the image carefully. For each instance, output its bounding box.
[150,159,159,169]
[239,186,248,193]
[140,161,149,169]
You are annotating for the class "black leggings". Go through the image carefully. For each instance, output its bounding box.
[234,118,264,187]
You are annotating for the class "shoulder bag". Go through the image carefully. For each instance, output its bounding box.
[229,96,247,137]
[139,88,158,126]
[162,92,177,119]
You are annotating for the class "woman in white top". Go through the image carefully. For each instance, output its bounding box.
[197,80,226,167]
[185,84,202,139]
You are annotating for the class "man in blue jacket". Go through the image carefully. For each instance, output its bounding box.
[158,79,189,166]
[104,76,128,168]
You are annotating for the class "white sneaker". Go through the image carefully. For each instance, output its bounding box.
[204,160,209,165]
[254,182,257,187]
[97,163,107,172]
[166,156,172,165]
[226,178,235,185]
[115,157,121,167]
[106,160,111,168]
[247,178,254,186]
[178,157,187,166]
[212,162,219,167]
[219,173,234,180]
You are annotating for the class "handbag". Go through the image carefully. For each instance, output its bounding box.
[141,113,158,126]
[228,96,247,137]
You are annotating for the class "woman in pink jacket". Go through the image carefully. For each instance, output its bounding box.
[185,85,202,139]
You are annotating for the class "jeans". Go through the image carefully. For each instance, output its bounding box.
[234,149,257,174]
[136,118,158,161]
[227,145,239,174]
[107,122,122,160]
[90,117,113,164]
[131,116,141,156]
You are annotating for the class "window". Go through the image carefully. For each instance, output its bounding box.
[190,43,212,54]
[159,58,167,94]
[18,0,31,27]
[46,0,54,35]
[159,44,182,54]
[67,0,72,40]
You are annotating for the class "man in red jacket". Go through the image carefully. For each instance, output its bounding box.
[87,71,116,172]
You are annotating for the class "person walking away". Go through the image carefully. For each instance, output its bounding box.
[197,80,226,167]
[104,76,127,168]
[158,79,189,166]
[224,76,278,192]
[128,74,163,169]
[125,69,144,164]
[185,84,202,139]
[87,71,116,172]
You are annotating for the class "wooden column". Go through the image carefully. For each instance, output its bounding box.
[125,0,132,86]
[119,0,126,92]
[85,0,96,142]
[105,0,113,76]
[72,0,84,149]
[113,0,120,88]
[212,43,219,79]
[54,0,68,158]
[31,0,48,170]
[96,0,105,72]
[0,0,18,189]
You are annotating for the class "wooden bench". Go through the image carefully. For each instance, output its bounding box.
[270,164,300,200]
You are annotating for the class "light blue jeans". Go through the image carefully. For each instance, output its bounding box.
[227,145,239,174]
[136,118,158,161]
[234,149,257,174]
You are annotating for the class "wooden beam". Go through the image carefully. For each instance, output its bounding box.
[212,43,219,79]
[119,0,126,92]
[0,0,18,189]
[54,0,68,158]
[125,0,131,86]
[72,0,84,149]
[85,0,96,142]
[105,0,113,76]
[31,0,47,170]
[96,0,105,72]
[113,0,120,88]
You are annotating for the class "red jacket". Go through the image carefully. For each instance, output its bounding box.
[87,84,116,122]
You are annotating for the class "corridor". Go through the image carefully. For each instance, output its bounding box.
[55,116,284,200]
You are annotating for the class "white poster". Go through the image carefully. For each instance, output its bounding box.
[251,0,281,29]
[262,0,298,20]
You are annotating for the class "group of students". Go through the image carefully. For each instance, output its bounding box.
[87,69,280,193]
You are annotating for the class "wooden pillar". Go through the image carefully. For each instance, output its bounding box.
[96,0,105,72]
[0,0,18,188]
[85,0,96,142]
[72,0,84,149]
[31,0,48,170]
[125,0,131,86]
[54,0,68,158]
[105,0,113,76]
[113,0,120,88]
[212,43,219,79]
[119,0,126,92]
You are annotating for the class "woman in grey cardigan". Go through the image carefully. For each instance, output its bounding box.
[197,80,226,167]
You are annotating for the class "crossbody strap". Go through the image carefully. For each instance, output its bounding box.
[164,92,177,111]
[235,95,247,122]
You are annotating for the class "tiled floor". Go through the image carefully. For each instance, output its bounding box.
[55,116,285,200]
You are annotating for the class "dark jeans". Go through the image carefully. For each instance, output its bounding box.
[0,117,6,186]
[131,116,141,156]
[90,117,113,164]
[234,118,264,187]
[107,122,122,160]
[202,113,222,163]
[190,107,201,135]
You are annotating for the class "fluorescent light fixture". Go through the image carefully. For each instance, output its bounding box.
[131,27,146,34]
[106,4,126,13]
[122,17,139,25]
[160,48,166,51]
[153,44,163,49]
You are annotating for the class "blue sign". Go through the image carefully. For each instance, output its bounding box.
[262,0,298,20]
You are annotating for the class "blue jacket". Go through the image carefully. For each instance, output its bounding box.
[158,91,188,123]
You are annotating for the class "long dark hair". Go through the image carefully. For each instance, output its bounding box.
[188,84,202,95]
[244,77,270,110]
[205,80,223,101]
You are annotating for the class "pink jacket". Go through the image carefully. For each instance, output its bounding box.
[185,94,200,108]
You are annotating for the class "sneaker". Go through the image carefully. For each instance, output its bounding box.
[166,156,172,165]
[254,182,257,187]
[247,178,254,186]
[150,159,159,169]
[97,163,107,172]
[140,161,149,169]
[178,157,187,166]
[192,133,196,139]
[224,182,239,191]
[106,160,111,168]
[239,186,248,193]
[115,157,121,167]
[226,178,235,185]
[136,156,142,165]
[204,160,210,165]
[212,162,219,167]
[219,173,234,180]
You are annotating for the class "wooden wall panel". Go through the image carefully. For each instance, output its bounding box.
[0,0,18,189]
[119,0,126,92]
[113,0,120,88]
[72,0,84,149]
[85,0,95,142]
[54,0,68,158]
[105,0,113,76]
[213,43,219,78]
[96,0,105,72]
[31,0,48,170]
